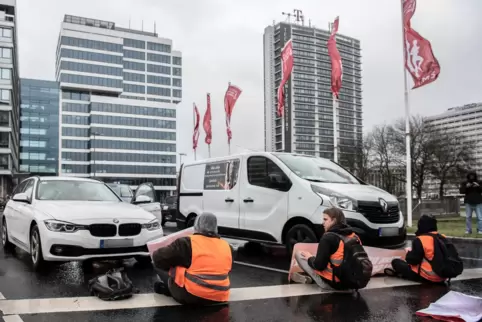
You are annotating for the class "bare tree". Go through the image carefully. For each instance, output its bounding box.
[370,124,398,193]
[338,136,373,181]
[428,129,475,199]
[390,115,438,199]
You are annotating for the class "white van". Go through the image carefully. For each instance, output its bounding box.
[176,152,406,251]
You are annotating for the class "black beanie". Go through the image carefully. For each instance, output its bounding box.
[415,215,438,236]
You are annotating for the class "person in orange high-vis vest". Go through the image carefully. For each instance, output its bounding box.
[153,213,234,305]
[294,207,364,290]
[390,215,447,283]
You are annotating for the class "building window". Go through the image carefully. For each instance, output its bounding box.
[173,57,182,65]
[60,74,123,88]
[0,28,12,38]
[123,38,145,49]
[92,139,176,152]
[173,89,182,98]
[147,42,171,53]
[147,86,170,97]
[91,115,175,130]
[173,68,182,76]
[61,48,123,65]
[92,151,176,163]
[91,127,176,140]
[0,89,10,102]
[61,36,123,53]
[123,60,145,71]
[0,68,10,80]
[147,53,171,64]
[173,78,181,87]
[123,49,146,60]
[62,115,89,125]
[91,102,175,118]
[0,47,12,59]
[62,90,90,101]
[147,64,170,75]
[147,75,170,86]
[123,84,145,94]
[60,61,122,76]
[124,72,145,83]
[61,127,89,137]
[147,98,171,103]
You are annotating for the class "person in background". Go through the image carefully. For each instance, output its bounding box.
[152,213,234,305]
[293,207,372,291]
[390,215,452,283]
[459,171,482,235]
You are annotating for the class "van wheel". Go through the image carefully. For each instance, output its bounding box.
[285,224,318,255]
[186,216,196,228]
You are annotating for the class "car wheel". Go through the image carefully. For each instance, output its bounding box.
[30,225,47,271]
[285,224,318,255]
[136,256,152,267]
[186,215,196,228]
[1,217,14,251]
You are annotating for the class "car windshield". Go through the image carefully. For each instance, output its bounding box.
[274,154,360,184]
[37,180,121,201]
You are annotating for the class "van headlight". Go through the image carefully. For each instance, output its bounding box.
[44,220,86,233]
[310,185,357,211]
[142,219,161,231]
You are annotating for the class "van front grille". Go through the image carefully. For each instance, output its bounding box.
[357,201,400,224]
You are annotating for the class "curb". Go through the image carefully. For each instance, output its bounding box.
[407,233,482,245]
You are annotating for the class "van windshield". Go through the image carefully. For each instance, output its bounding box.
[274,154,360,184]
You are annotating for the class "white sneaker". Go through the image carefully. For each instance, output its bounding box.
[292,272,313,284]
[465,231,472,234]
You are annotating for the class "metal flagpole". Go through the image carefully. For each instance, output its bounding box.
[193,103,197,161]
[400,0,412,227]
[208,145,211,158]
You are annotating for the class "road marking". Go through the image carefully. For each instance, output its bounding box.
[461,256,482,262]
[234,261,289,274]
[0,268,481,315]
[2,315,24,322]
[0,292,5,300]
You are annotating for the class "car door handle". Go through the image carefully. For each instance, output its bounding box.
[225,198,234,203]
[243,198,254,203]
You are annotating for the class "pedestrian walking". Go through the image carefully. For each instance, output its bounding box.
[459,171,482,234]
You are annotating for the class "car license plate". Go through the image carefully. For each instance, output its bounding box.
[100,239,134,248]
[378,227,399,237]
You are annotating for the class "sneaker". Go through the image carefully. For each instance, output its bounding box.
[465,231,472,234]
[154,281,170,296]
[292,272,313,284]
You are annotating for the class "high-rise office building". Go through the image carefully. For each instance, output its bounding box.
[57,15,181,199]
[0,0,19,197]
[20,79,60,176]
[263,22,362,163]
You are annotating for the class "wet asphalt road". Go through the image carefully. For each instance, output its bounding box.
[0,223,481,321]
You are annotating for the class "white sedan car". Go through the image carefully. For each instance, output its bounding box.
[1,176,164,271]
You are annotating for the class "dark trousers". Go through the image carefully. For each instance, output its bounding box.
[155,268,172,296]
[391,259,431,283]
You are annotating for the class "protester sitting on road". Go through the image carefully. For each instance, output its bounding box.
[293,207,372,291]
[152,213,234,305]
[459,171,482,235]
[389,214,463,283]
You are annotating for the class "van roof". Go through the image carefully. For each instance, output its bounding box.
[183,152,319,166]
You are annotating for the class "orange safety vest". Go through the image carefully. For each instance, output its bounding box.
[410,232,446,283]
[170,234,232,302]
[314,232,360,283]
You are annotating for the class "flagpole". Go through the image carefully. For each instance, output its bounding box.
[193,103,197,161]
[228,81,231,156]
[329,21,339,163]
[401,0,412,227]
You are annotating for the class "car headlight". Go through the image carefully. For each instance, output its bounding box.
[310,185,357,211]
[44,220,86,233]
[142,219,161,231]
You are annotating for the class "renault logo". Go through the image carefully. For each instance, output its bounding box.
[113,218,119,224]
[379,198,388,213]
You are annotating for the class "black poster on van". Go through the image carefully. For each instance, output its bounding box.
[204,160,240,190]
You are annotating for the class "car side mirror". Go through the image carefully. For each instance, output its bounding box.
[12,193,30,204]
[133,195,152,205]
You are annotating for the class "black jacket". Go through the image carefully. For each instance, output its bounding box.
[307,224,355,285]
[459,172,482,205]
[152,233,234,305]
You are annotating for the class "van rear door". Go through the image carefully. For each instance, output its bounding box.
[202,158,241,230]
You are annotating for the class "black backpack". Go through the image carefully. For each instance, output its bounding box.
[420,233,464,279]
[88,268,136,301]
[329,233,373,290]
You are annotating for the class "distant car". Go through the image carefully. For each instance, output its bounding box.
[1,177,164,271]
[162,195,177,224]
[107,182,165,226]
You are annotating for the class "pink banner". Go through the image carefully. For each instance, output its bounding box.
[288,243,407,282]
[147,227,195,260]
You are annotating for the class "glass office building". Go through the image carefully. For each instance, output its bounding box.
[263,22,362,164]
[19,79,59,175]
[0,0,20,197]
[57,15,181,199]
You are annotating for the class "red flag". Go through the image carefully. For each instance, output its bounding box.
[203,93,212,145]
[327,17,343,99]
[224,84,242,144]
[403,0,440,89]
[277,39,294,117]
[403,0,416,27]
[192,104,200,150]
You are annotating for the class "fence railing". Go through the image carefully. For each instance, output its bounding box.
[398,197,461,219]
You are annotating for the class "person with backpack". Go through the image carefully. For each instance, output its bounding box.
[152,213,234,305]
[390,214,463,283]
[293,207,373,291]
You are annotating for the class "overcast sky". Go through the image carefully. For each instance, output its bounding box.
[17,0,482,164]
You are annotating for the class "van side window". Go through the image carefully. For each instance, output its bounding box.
[247,157,291,191]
